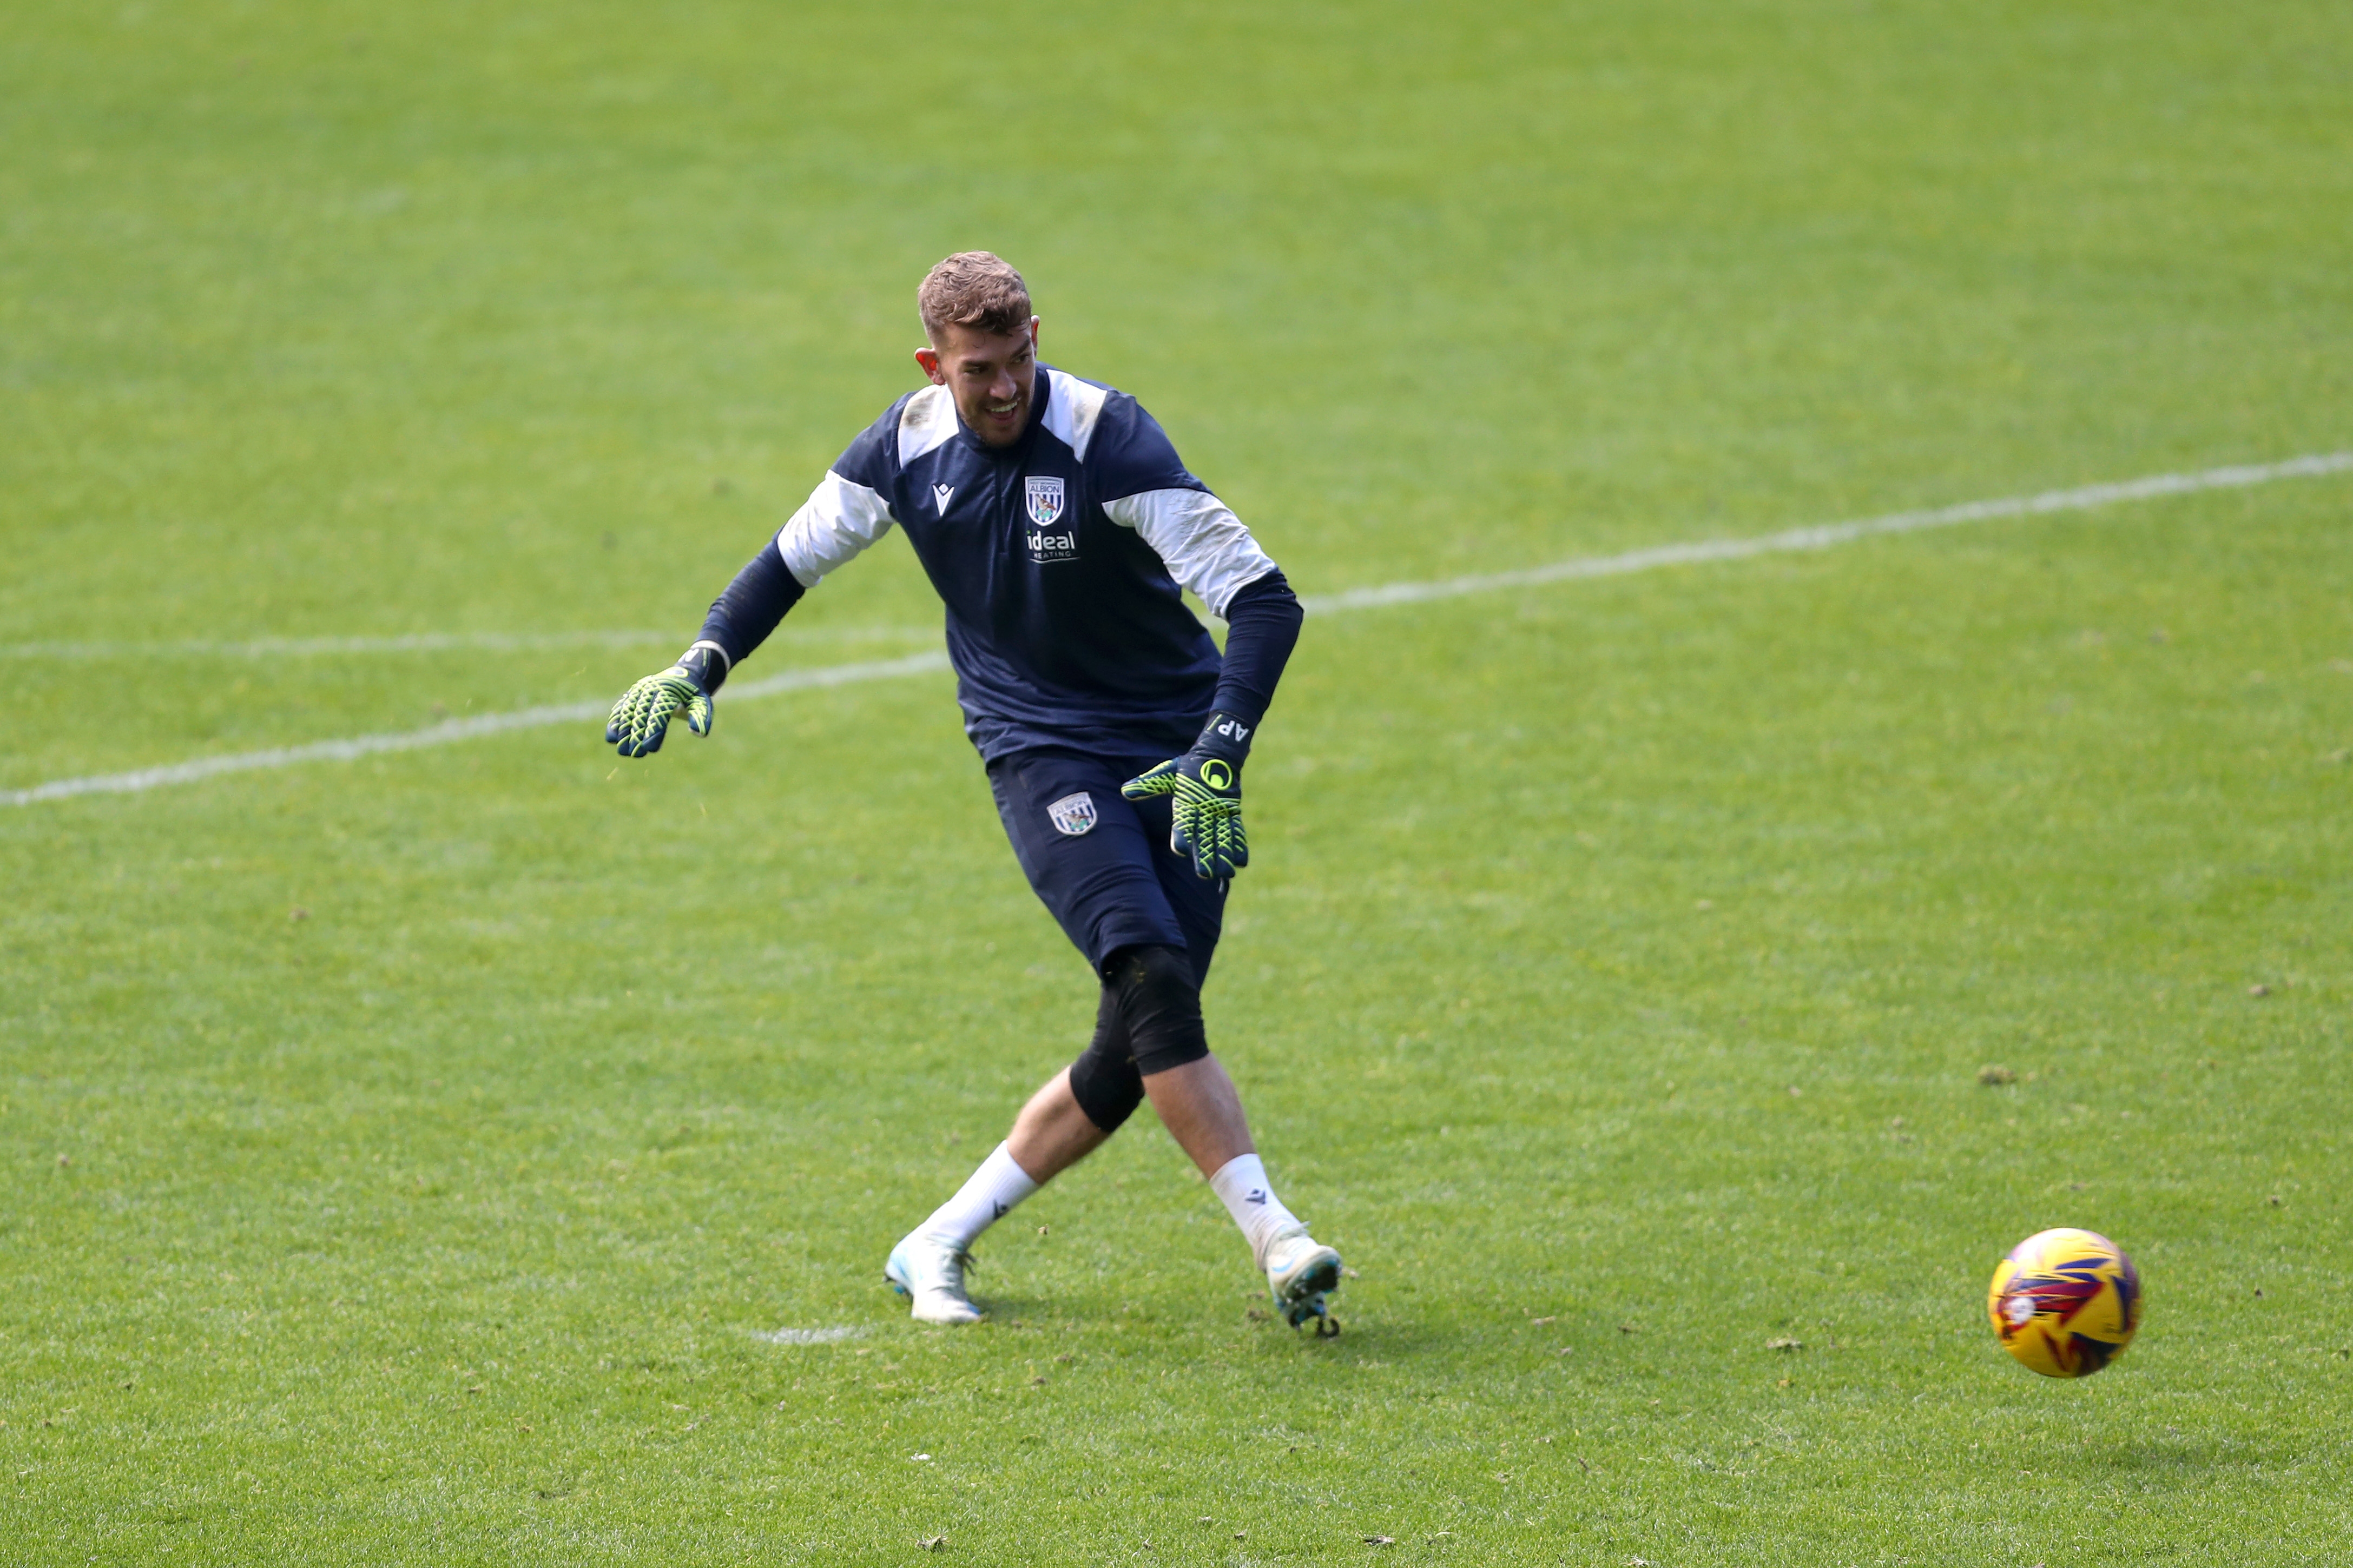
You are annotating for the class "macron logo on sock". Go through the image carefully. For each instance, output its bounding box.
[1247,1189,1267,1205]
[992,1201,1009,1218]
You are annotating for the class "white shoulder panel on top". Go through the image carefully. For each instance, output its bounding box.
[776,471,897,587]
[1042,373,1109,462]
[1102,488,1277,619]
[897,384,959,467]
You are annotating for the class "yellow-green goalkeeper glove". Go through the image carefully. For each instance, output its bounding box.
[604,644,727,758]
[1121,711,1255,881]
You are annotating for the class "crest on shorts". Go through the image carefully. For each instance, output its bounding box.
[1025,475,1066,527]
[1046,791,1097,837]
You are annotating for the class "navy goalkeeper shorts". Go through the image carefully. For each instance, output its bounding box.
[985,747,1227,984]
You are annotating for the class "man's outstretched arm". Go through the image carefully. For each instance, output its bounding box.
[604,454,901,758]
[603,539,809,757]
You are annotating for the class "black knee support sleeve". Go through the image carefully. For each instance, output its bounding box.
[1065,943,1210,1132]
[1105,942,1210,1077]
[1067,986,1143,1133]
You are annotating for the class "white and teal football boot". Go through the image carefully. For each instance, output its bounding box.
[1263,1224,1343,1337]
[884,1233,984,1325]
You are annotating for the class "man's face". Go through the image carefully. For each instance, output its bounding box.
[914,318,1040,448]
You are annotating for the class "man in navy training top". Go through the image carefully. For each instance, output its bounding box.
[603,253,1342,1332]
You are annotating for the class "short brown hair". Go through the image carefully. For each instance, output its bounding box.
[918,252,1032,340]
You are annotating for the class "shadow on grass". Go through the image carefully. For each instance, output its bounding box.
[2094,1436,2224,1474]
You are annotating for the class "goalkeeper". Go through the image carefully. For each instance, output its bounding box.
[604,253,1338,1331]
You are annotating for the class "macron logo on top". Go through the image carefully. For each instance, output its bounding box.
[933,484,955,514]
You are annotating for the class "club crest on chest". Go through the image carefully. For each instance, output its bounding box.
[1023,475,1078,564]
[1046,791,1097,837]
[1025,475,1065,526]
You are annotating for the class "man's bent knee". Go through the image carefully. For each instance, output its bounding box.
[1068,978,1143,1132]
[1103,943,1210,1078]
[1067,1036,1143,1135]
[1068,944,1209,1131]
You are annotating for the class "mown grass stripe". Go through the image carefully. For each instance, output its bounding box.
[8,452,2347,810]
[0,624,939,660]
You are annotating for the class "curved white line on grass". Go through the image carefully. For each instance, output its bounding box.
[6,451,2348,810]
[0,652,951,807]
[753,1325,870,1345]
[1297,452,2353,613]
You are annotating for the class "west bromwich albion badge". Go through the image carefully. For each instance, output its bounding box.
[1025,475,1066,526]
[1046,791,1097,836]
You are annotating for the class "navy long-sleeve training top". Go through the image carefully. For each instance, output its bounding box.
[697,365,1302,761]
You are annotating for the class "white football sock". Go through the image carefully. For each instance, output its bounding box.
[1209,1152,1303,1271]
[914,1141,1040,1252]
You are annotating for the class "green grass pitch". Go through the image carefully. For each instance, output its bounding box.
[4,0,2351,1561]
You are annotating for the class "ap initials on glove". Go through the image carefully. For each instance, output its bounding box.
[1121,711,1256,881]
[604,644,727,758]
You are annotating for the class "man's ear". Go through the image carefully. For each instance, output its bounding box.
[914,346,945,384]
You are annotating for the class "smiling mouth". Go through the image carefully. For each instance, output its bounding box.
[985,400,1020,419]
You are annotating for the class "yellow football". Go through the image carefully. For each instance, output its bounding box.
[1987,1227,2143,1378]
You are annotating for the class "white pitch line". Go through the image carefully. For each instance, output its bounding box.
[1297,451,2353,613]
[1,652,951,808]
[751,1325,870,1345]
[6,451,2349,811]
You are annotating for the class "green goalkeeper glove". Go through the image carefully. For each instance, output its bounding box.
[604,643,727,758]
[1121,711,1256,881]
